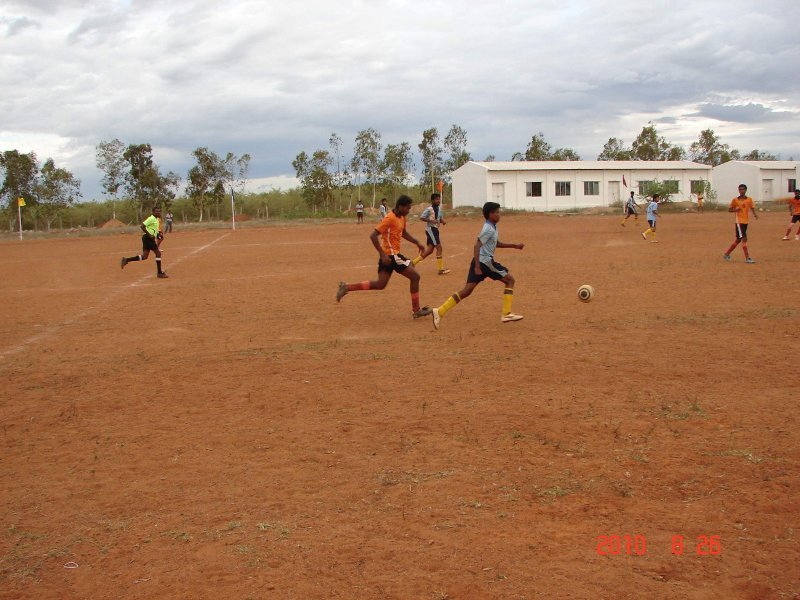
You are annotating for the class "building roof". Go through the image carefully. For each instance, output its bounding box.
[463,160,710,171]
[713,160,799,170]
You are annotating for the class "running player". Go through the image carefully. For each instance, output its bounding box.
[431,201,524,329]
[411,192,450,274]
[120,206,169,278]
[336,195,432,318]
[723,184,759,263]
[641,194,660,242]
[782,188,800,240]
[620,191,639,226]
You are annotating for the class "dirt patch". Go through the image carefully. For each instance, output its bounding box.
[99,218,126,229]
[0,212,798,598]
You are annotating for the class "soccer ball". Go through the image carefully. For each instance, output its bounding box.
[577,284,595,303]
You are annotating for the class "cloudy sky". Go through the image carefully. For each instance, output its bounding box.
[2,0,799,199]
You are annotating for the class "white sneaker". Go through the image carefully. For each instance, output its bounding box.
[783,236,790,240]
[501,313,524,323]
[796,235,800,241]
[432,308,441,330]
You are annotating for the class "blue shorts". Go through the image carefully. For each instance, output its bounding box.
[466,258,508,283]
[426,228,441,246]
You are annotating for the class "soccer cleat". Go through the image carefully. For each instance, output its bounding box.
[120,257,127,269]
[620,222,625,227]
[501,313,524,323]
[438,269,451,275]
[796,235,800,241]
[783,236,791,240]
[157,272,169,278]
[745,258,756,264]
[336,281,348,302]
[641,232,647,240]
[723,254,731,262]
[413,306,432,318]
[432,308,441,330]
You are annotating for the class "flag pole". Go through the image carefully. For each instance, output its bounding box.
[17,198,23,241]
[230,187,236,231]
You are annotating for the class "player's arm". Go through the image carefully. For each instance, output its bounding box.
[402,228,425,253]
[370,229,390,263]
[473,238,483,274]
[497,241,525,250]
[751,203,759,220]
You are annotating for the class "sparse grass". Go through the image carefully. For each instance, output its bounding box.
[714,449,763,464]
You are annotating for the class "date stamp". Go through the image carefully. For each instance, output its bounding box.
[596,534,721,556]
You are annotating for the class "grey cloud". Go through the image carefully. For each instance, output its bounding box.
[4,16,41,36]
[692,103,797,124]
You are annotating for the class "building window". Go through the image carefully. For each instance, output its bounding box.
[638,181,653,196]
[789,179,797,193]
[555,181,571,196]
[583,181,599,195]
[691,180,705,194]
[526,182,542,197]
[664,180,679,194]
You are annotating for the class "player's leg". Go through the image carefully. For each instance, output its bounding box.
[398,265,430,316]
[431,261,483,329]
[337,267,393,301]
[412,242,435,266]
[435,242,449,274]
[154,247,168,277]
[496,268,522,322]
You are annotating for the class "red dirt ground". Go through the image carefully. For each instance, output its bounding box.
[1,211,798,599]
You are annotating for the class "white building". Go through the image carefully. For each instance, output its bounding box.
[451,161,712,211]
[711,161,799,203]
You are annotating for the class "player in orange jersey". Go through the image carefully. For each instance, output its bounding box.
[782,189,800,240]
[336,195,432,318]
[723,184,759,263]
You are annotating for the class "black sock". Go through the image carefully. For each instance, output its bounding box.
[156,258,163,274]
[126,255,141,263]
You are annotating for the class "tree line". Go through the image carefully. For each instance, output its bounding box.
[1,123,783,231]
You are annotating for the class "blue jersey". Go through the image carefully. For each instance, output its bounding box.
[477,220,498,264]
[646,200,658,221]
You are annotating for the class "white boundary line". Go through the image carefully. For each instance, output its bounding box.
[0,233,231,361]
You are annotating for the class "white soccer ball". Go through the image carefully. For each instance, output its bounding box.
[577,284,595,303]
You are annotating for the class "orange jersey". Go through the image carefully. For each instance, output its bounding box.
[789,197,800,216]
[375,210,406,255]
[729,196,754,224]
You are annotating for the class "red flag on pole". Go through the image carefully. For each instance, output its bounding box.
[623,175,628,188]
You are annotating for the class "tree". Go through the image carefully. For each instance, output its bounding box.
[380,142,414,196]
[523,133,552,160]
[630,123,684,161]
[122,144,179,218]
[34,158,82,230]
[0,150,39,230]
[96,138,126,218]
[443,124,471,175]
[742,149,777,161]
[689,129,733,166]
[483,154,496,162]
[418,127,444,193]
[292,149,334,211]
[353,128,382,207]
[329,133,349,211]
[510,152,524,161]
[597,137,632,161]
[187,147,235,222]
[551,147,581,161]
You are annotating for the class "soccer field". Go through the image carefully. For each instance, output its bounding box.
[1,211,798,598]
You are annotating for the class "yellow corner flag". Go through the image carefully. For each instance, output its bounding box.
[17,197,26,207]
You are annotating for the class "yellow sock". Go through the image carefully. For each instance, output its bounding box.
[437,256,443,270]
[438,293,460,317]
[644,228,651,237]
[411,255,423,266]
[502,288,513,315]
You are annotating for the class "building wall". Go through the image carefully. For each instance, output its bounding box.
[712,162,800,203]
[452,164,711,210]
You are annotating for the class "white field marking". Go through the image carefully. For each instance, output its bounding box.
[0,233,231,361]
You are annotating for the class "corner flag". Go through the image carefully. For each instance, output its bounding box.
[17,197,25,207]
